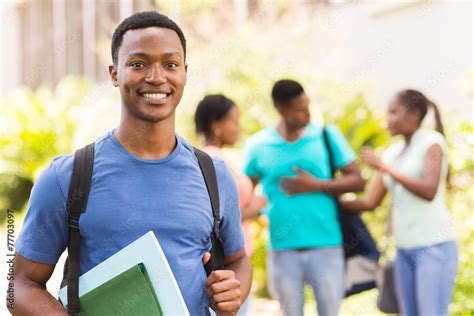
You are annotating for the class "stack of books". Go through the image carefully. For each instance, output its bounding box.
[59,231,189,315]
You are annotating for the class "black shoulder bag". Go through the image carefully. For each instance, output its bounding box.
[322,126,379,297]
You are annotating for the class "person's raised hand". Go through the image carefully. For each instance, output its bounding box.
[361,147,383,170]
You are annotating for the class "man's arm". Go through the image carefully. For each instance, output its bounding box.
[280,161,366,196]
[206,158,253,314]
[320,161,366,195]
[205,248,252,315]
[7,253,68,315]
[223,249,252,305]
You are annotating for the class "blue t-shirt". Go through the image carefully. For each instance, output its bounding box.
[243,124,356,250]
[16,130,244,315]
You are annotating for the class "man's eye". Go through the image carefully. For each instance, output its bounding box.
[131,62,145,68]
[166,62,178,68]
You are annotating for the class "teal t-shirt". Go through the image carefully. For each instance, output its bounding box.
[243,124,356,250]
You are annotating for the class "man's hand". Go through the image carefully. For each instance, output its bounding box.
[203,253,241,315]
[280,166,323,195]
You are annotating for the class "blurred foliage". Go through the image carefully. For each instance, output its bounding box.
[446,122,474,314]
[1,2,472,310]
[0,77,89,221]
[0,77,89,178]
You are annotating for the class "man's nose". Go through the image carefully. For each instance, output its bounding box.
[145,65,166,84]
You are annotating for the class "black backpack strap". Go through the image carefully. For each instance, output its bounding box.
[322,126,335,177]
[193,147,225,275]
[65,142,95,314]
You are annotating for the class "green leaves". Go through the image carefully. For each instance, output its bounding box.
[0,77,89,218]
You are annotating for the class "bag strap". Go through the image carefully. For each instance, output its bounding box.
[66,142,95,314]
[193,147,225,275]
[322,126,349,240]
[322,126,335,177]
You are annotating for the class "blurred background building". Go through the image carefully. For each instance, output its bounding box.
[1,0,472,115]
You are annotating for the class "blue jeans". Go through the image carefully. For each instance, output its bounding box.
[395,241,458,316]
[271,247,345,316]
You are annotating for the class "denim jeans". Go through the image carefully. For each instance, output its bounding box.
[270,247,345,316]
[395,241,458,316]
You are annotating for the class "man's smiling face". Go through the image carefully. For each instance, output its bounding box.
[109,27,187,123]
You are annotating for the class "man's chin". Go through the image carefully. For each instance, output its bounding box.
[139,115,165,123]
[124,101,176,123]
[133,108,174,123]
[299,121,310,129]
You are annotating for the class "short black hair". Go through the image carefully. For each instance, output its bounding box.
[271,79,305,106]
[194,94,236,138]
[111,11,186,65]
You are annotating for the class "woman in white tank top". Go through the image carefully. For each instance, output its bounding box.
[340,89,458,316]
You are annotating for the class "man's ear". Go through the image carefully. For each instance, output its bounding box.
[184,63,188,86]
[275,104,285,116]
[108,65,119,87]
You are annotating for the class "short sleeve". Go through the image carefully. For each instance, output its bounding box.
[15,160,69,264]
[424,131,448,155]
[326,125,357,169]
[214,159,245,257]
[243,140,260,179]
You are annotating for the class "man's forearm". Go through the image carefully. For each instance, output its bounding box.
[317,174,365,196]
[339,197,372,212]
[10,280,68,316]
[225,255,252,304]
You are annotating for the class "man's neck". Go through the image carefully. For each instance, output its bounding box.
[277,121,305,142]
[114,116,177,160]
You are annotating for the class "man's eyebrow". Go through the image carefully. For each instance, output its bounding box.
[126,52,149,59]
[162,52,183,59]
[126,52,182,59]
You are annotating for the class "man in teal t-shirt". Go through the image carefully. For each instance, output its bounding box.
[243,79,365,316]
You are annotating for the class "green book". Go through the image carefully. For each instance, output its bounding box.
[74,263,163,316]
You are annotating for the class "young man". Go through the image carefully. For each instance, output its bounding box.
[243,80,365,316]
[11,11,251,315]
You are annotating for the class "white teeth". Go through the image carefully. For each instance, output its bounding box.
[142,93,168,100]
